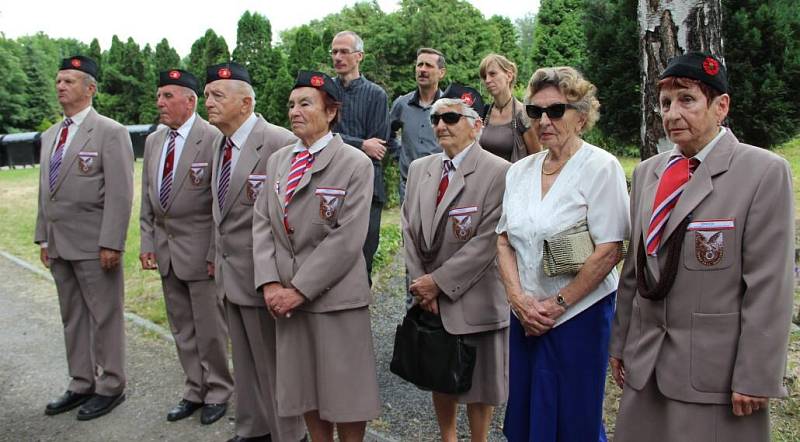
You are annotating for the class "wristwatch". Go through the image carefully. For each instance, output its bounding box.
[556,292,569,309]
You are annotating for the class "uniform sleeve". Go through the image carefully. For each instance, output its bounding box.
[139,136,155,255]
[402,161,426,281]
[252,156,281,289]
[495,167,514,235]
[98,124,134,252]
[583,154,630,245]
[431,163,509,302]
[732,157,794,398]
[291,156,374,300]
[609,165,641,359]
[34,138,49,245]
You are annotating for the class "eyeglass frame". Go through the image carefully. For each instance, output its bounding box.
[525,103,578,120]
[330,48,362,56]
[430,111,470,126]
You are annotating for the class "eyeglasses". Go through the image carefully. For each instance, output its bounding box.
[330,48,361,56]
[430,112,467,126]
[525,103,577,120]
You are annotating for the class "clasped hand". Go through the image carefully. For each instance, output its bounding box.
[262,283,305,318]
[409,274,440,315]
[510,293,565,336]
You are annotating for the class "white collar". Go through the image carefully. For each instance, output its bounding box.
[229,113,258,150]
[293,132,333,155]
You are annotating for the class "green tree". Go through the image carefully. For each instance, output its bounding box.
[724,0,800,148]
[17,34,61,130]
[232,11,276,120]
[584,0,640,151]
[87,38,103,81]
[0,37,30,133]
[516,12,537,85]
[97,36,153,124]
[186,29,231,118]
[532,0,587,69]
[154,38,181,72]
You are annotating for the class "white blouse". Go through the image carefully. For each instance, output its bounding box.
[496,142,630,326]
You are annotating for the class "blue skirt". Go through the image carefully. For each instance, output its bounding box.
[503,293,615,442]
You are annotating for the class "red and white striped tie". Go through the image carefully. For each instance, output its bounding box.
[645,156,699,255]
[217,138,234,210]
[159,130,178,208]
[283,149,313,231]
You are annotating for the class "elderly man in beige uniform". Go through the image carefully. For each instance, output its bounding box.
[35,55,133,421]
[204,62,305,442]
[140,69,234,425]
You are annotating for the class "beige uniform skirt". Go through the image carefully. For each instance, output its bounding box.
[614,373,769,442]
[274,306,382,423]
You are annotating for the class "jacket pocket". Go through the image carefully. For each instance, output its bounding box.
[690,312,740,392]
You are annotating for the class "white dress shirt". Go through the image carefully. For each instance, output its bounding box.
[496,142,631,326]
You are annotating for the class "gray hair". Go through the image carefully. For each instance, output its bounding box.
[78,71,97,97]
[231,80,256,112]
[334,30,364,52]
[431,98,480,124]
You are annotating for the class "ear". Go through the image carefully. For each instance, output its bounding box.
[242,95,253,112]
[715,94,730,123]
[326,106,338,125]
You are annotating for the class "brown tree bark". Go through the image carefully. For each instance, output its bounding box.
[639,0,723,160]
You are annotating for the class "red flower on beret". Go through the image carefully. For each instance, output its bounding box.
[311,75,325,87]
[168,70,181,79]
[218,67,232,79]
[461,93,474,106]
[703,57,720,76]
[71,58,82,68]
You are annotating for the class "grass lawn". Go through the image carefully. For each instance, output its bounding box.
[0,161,165,326]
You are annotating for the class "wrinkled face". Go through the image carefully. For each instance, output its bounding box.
[659,82,728,152]
[432,104,480,152]
[56,70,94,109]
[481,61,513,97]
[529,86,585,150]
[415,53,445,89]
[203,81,244,126]
[331,34,363,76]
[288,87,336,144]
[157,85,195,129]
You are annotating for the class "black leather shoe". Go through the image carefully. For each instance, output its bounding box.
[167,399,202,422]
[226,434,272,442]
[200,402,227,425]
[76,393,126,421]
[45,391,92,415]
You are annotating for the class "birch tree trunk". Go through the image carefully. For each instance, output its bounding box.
[639,0,724,159]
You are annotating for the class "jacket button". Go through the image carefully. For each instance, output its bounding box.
[288,227,295,234]
[222,253,228,259]
[168,234,174,240]
[659,323,667,330]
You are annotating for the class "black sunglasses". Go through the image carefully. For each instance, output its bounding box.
[525,103,577,120]
[430,112,467,126]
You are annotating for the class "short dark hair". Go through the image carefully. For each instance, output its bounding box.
[657,77,723,107]
[416,48,445,69]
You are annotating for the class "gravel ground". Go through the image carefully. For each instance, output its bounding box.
[0,255,238,442]
[368,250,507,441]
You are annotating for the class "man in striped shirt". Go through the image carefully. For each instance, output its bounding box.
[330,30,390,285]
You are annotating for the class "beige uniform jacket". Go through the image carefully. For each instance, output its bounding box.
[212,116,297,307]
[140,116,220,280]
[402,142,511,335]
[252,134,375,312]
[35,108,134,258]
[609,130,794,404]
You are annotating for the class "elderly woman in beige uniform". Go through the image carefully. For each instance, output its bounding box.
[252,70,381,442]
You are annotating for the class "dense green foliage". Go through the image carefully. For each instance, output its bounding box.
[1,0,798,153]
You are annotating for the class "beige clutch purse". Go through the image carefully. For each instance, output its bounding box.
[542,219,595,277]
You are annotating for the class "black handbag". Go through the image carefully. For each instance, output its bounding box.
[390,305,477,395]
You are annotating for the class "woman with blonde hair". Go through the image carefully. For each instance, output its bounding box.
[497,66,629,441]
[479,53,540,162]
